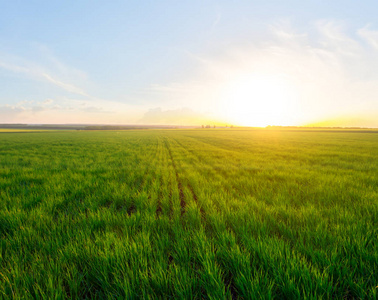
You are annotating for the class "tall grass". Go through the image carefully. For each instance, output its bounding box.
[0,129,377,298]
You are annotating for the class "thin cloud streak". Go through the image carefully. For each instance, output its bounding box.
[0,50,90,97]
[41,73,89,97]
[358,25,378,50]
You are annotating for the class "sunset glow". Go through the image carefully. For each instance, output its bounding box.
[220,74,298,126]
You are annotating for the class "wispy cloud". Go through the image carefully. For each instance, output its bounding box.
[41,73,88,97]
[149,82,207,94]
[0,47,90,97]
[138,107,214,125]
[210,11,222,32]
[358,25,378,50]
[145,20,378,126]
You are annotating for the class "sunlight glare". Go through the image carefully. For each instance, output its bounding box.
[221,73,298,126]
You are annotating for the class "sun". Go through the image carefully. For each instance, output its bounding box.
[220,73,298,127]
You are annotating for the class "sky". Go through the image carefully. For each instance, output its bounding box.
[1,0,378,127]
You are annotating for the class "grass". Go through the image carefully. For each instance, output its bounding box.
[0,129,377,299]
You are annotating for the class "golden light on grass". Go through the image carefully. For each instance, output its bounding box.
[220,73,298,127]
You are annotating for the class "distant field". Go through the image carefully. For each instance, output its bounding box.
[0,129,50,133]
[0,129,377,299]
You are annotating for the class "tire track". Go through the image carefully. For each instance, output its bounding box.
[163,138,242,296]
[164,138,186,216]
[155,176,163,217]
[186,180,206,221]
[155,138,164,218]
[172,136,252,202]
[168,138,207,222]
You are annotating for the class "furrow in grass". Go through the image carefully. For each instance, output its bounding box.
[168,136,246,217]
[168,143,328,293]
[171,138,207,226]
[166,139,206,220]
[183,132,376,298]
[168,136,342,298]
[165,137,245,296]
[155,177,163,218]
[154,136,167,218]
[163,137,186,216]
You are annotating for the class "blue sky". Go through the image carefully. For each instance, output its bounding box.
[1,1,378,126]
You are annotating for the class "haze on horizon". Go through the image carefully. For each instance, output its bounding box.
[1,1,378,128]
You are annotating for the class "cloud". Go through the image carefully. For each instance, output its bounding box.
[146,20,378,127]
[0,61,30,74]
[148,81,208,94]
[41,73,89,97]
[0,104,28,122]
[0,99,55,121]
[314,20,361,56]
[43,99,54,105]
[358,25,378,50]
[0,48,90,97]
[138,107,214,125]
[1,21,377,127]
[79,106,112,113]
[210,11,222,33]
[0,97,116,123]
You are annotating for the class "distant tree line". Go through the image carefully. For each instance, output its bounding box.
[201,125,234,128]
[83,126,148,130]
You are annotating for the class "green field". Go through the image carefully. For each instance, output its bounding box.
[0,129,377,299]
